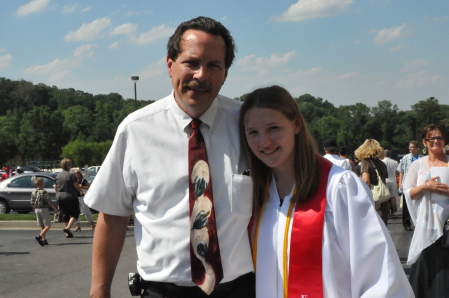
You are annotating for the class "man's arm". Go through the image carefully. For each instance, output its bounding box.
[90,212,129,298]
[398,172,404,190]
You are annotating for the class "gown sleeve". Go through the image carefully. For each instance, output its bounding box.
[323,168,414,298]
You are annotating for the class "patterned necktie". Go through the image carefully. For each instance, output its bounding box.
[188,119,223,295]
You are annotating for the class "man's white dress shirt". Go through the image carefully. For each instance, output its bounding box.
[85,92,254,285]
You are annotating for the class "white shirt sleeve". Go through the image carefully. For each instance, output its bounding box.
[84,123,135,216]
[323,169,414,298]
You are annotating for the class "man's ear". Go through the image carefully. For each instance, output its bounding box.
[221,68,228,86]
[166,55,173,78]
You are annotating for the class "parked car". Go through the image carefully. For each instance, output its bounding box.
[22,166,44,173]
[0,173,57,214]
[83,166,100,177]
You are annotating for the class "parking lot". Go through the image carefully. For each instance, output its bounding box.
[0,227,137,298]
[0,203,413,298]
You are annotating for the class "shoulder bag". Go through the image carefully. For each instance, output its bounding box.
[368,160,391,204]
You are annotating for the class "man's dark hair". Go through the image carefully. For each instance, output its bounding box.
[167,16,236,69]
[339,147,348,156]
[384,150,391,157]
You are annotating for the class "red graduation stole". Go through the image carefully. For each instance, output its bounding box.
[288,157,332,298]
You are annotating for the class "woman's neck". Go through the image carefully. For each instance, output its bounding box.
[273,167,296,200]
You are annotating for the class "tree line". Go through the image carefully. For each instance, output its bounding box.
[1,77,448,167]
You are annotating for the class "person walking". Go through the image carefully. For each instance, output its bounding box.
[31,177,59,246]
[73,169,95,231]
[382,150,399,217]
[355,139,390,225]
[54,159,82,238]
[398,141,423,231]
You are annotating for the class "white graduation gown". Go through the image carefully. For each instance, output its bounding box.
[255,165,414,298]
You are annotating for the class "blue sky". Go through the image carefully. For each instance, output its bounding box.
[1,0,448,110]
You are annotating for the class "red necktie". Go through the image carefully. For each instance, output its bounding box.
[188,119,223,295]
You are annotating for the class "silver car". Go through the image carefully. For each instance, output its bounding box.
[0,173,58,214]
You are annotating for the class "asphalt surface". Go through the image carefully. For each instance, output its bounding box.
[0,226,137,298]
[0,198,414,298]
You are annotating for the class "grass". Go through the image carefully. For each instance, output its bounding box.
[0,213,99,221]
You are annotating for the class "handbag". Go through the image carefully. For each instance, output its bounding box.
[369,160,391,204]
[441,218,449,248]
[54,212,63,223]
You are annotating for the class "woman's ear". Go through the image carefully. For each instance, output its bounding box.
[294,116,301,135]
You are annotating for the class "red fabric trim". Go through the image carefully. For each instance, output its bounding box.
[288,157,332,298]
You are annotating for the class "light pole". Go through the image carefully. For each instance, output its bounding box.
[131,76,139,110]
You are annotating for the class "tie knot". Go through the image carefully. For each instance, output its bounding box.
[190,119,202,129]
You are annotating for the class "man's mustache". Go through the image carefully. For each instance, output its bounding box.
[183,80,210,91]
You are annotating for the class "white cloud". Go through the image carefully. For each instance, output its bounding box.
[134,57,167,80]
[401,59,429,72]
[424,15,449,23]
[0,54,13,70]
[82,6,92,12]
[0,48,7,53]
[64,17,111,41]
[389,44,407,52]
[293,67,323,76]
[275,0,354,22]
[24,58,82,80]
[374,23,407,44]
[16,0,52,16]
[237,51,296,75]
[110,23,138,35]
[108,41,121,49]
[354,39,361,45]
[132,25,175,44]
[73,44,95,57]
[339,72,360,79]
[396,71,440,89]
[62,5,76,14]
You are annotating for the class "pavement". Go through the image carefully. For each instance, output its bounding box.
[0,197,414,297]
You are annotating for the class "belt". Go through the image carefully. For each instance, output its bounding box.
[142,272,254,298]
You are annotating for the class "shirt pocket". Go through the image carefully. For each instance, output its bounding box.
[231,174,253,217]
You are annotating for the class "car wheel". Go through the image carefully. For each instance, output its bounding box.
[0,199,11,214]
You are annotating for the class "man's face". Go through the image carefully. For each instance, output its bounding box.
[409,143,419,156]
[167,29,228,118]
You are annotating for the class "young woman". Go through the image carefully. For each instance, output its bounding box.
[239,85,413,298]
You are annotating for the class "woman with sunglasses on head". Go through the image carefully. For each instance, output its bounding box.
[403,124,449,297]
[239,85,413,298]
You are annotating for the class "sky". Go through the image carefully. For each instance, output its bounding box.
[1,0,448,111]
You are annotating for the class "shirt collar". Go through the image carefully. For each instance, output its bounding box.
[168,90,219,132]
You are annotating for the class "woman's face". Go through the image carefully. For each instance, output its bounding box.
[75,172,81,179]
[423,129,445,154]
[243,107,300,174]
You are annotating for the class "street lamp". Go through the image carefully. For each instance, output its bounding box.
[131,76,139,110]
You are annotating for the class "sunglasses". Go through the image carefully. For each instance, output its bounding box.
[425,136,444,142]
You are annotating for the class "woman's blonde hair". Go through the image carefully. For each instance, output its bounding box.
[239,85,321,213]
[60,158,72,171]
[354,139,384,160]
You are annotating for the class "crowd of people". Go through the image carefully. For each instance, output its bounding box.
[4,15,448,298]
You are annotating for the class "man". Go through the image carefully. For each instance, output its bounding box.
[381,150,399,217]
[323,137,352,171]
[16,166,24,174]
[397,141,423,231]
[85,17,254,298]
